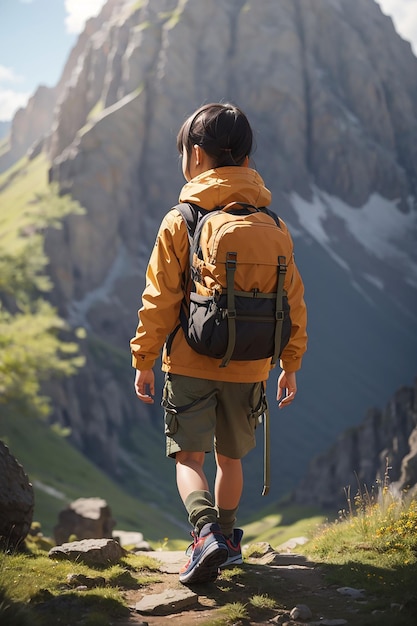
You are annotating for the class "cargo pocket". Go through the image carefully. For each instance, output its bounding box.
[248,382,268,429]
[162,381,179,435]
[164,410,178,436]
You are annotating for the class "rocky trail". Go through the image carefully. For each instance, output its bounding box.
[114,545,374,626]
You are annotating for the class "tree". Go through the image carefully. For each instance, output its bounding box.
[0,184,85,418]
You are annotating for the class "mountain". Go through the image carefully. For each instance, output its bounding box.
[0,121,11,141]
[293,377,417,511]
[1,0,416,522]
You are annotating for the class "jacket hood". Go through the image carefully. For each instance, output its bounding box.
[178,166,272,209]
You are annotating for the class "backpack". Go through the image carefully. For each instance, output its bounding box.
[172,201,292,368]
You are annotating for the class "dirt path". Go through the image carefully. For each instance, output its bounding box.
[115,548,372,625]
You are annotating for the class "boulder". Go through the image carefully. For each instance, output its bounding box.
[54,497,116,544]
[0,441,34,549]
[112,529,151,551]
[49,537,125,566]
[135,587,198,615]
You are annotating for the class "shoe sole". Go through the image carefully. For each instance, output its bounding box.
[220,554,243,568]
[179,543,228,585]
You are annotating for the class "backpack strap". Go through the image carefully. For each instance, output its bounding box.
[165,203,202,357]
[271,255,287,366]
[220,251,238,368]
[259,206,282,229]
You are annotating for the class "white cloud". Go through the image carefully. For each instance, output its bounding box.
[378,0,417,54]
[0,89,31,121]
[0,66,29,121]
[0,65,24,84]
[64,0,108,34]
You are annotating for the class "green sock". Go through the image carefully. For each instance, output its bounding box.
[184,490,217,532]
[217,506,238,537]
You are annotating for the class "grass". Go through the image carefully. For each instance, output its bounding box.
[302,485,417,623]
[0,409,179,542]
[201,566,285,626]
[0,544,161,626]
[249,593,277,610]
[2,491,416,626]
[242,501,326,548]
[0,154,50,242]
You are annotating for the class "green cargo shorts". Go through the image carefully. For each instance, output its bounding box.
[161,373,268,459]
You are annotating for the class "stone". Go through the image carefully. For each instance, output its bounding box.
[54,497,116,544]
[0,441,34,549]
[277,537,309,552]
[113,529,151,551]
[135,587,198,615]
[146,550,187,575]
[290,603,313,620]
[66,573,106,588]
[336,586,365,599]
[253,549,310,568]
[49,538,125,566]
[245,541,274,558]
[310,618,349,626]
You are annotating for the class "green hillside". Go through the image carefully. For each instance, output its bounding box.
[0,153,179,544]
[1,411,179,543]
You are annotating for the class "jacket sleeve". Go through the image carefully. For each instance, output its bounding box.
[130,210,189,370]
[279,228,308,372]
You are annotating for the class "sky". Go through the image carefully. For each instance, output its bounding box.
[0,0,416,123]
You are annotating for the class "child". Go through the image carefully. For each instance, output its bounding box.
[130,102,307,585]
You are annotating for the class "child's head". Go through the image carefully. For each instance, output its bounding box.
[177,103,253,177]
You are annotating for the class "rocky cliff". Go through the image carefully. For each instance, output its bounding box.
[293,378,417,511]
[2,0,417,516]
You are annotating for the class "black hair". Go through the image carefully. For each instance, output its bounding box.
[176,102,253,169]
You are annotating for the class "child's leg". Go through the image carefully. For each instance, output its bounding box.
[214,381,264,535]
[176,451,208,497]
[176,450,218,530]
[214,452,242,536]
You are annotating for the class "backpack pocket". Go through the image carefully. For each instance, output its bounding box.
[183,292,291,363]
[184,292,225,358]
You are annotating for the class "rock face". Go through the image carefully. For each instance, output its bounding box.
[44,0,417,310]
[2,0,417,514]
[54,497,116,544]
[0,85,56,172]
[293,379,417,511]
[0,441,34,548]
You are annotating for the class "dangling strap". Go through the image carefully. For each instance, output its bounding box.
[271,255,287,366]
[220,251,237,368]
[262,384,270,496]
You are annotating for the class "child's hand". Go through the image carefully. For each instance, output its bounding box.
[277,370,297,408]
[134,369,155,404]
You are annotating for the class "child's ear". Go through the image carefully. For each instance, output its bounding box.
[242,156,250,168]
[193,144,202,166]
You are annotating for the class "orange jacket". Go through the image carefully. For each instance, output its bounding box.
[130,167,307,382]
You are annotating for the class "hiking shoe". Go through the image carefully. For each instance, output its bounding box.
[221,528,244,567]
[179,522,228,584]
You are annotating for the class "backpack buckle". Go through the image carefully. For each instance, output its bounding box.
[226,251,237,269]
[278,255,287,273]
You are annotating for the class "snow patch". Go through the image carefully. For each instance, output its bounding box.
[290,188,417,287]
